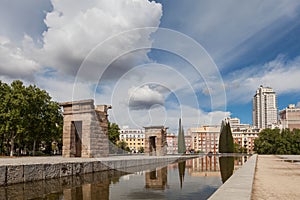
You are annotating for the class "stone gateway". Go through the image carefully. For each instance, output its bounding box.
[60,99,111,158]
[144,126,167,156]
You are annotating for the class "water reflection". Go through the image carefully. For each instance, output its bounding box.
[145,167,168,190]
[0,156,249,200]
[0,170,126,200]
[178,161,186,189]
[219,157,234,183]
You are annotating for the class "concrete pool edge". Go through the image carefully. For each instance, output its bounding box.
[0,155,198,186]
[208,154,257,200]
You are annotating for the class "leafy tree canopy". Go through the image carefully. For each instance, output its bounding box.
[254,128,300,154]
[108,122,120,144]
[0,80,62,156]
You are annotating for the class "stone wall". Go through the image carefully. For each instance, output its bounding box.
[0,156,196,186]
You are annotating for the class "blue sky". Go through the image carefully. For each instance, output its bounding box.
[1,0,300,131]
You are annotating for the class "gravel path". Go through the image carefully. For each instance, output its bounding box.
[252,155,300,200]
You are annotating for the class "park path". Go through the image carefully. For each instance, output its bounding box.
[252,155,300,200]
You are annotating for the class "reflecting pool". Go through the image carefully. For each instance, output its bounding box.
[0,155,249,200]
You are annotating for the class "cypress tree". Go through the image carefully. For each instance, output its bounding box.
[178,118,186,154]
[226,122,234,153]
[219,120,234,153]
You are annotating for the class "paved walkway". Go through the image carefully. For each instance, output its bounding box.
[252,155,300,200]
[209,154,257,200]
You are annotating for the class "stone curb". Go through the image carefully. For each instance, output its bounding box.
[208,154,257,200]
[0,155,197,186]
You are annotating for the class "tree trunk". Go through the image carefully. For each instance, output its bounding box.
[33,139,36,156]
[10,137,14,157]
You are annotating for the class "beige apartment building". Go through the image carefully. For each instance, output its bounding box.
[166,132,192,154]
[188,118,260,154]
[189,125,220,154]
[279,104,300,130]
[119,127,145,153]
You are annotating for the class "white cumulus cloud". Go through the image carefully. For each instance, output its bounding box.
[128,85,165,110]
[39,0,162,80]
[0,36,39,80]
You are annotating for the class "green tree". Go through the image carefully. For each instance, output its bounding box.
[178,118,186,154]
[0,81,11,155]
[254,128,300,155]
[219,121,234,153]
[0,80,62,156]
[234,143,247,153]
[139,146,144,153]
[254,128,279,154]
[25,85,62,155]
[108,122,120,144]
[0,80,28,156]
[117,140,127,150]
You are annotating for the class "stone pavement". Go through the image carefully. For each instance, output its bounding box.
[252,155,300,200]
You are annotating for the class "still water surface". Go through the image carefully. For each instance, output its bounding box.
[0,155,248,200]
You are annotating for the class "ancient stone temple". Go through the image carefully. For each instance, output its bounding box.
[60,99,111,158]
[144,126,167,156]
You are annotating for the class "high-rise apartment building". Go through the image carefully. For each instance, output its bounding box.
[252,85,278,129]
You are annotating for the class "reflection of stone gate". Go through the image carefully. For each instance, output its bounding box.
[145,167,168,190]
[60,99,111,158]
[144,126,167,156]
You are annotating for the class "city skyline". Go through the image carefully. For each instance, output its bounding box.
[1,0,300,131]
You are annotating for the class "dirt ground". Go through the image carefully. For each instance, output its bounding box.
[252,155,300,200]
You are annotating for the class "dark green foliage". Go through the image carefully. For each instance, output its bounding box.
[108,122,120,144]
[0,80,63,156]
[234,143,248,153]
[219,121,234,153]
[139,146,144,153]
[178,118,186,154]
[219,156,234,183]
[254,128,300,154]
[107,122,121,154]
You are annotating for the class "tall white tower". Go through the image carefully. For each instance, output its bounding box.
[252,85,278,129]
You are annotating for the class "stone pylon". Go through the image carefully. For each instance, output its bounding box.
[144,126,167,156]
[60,99,111,158]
